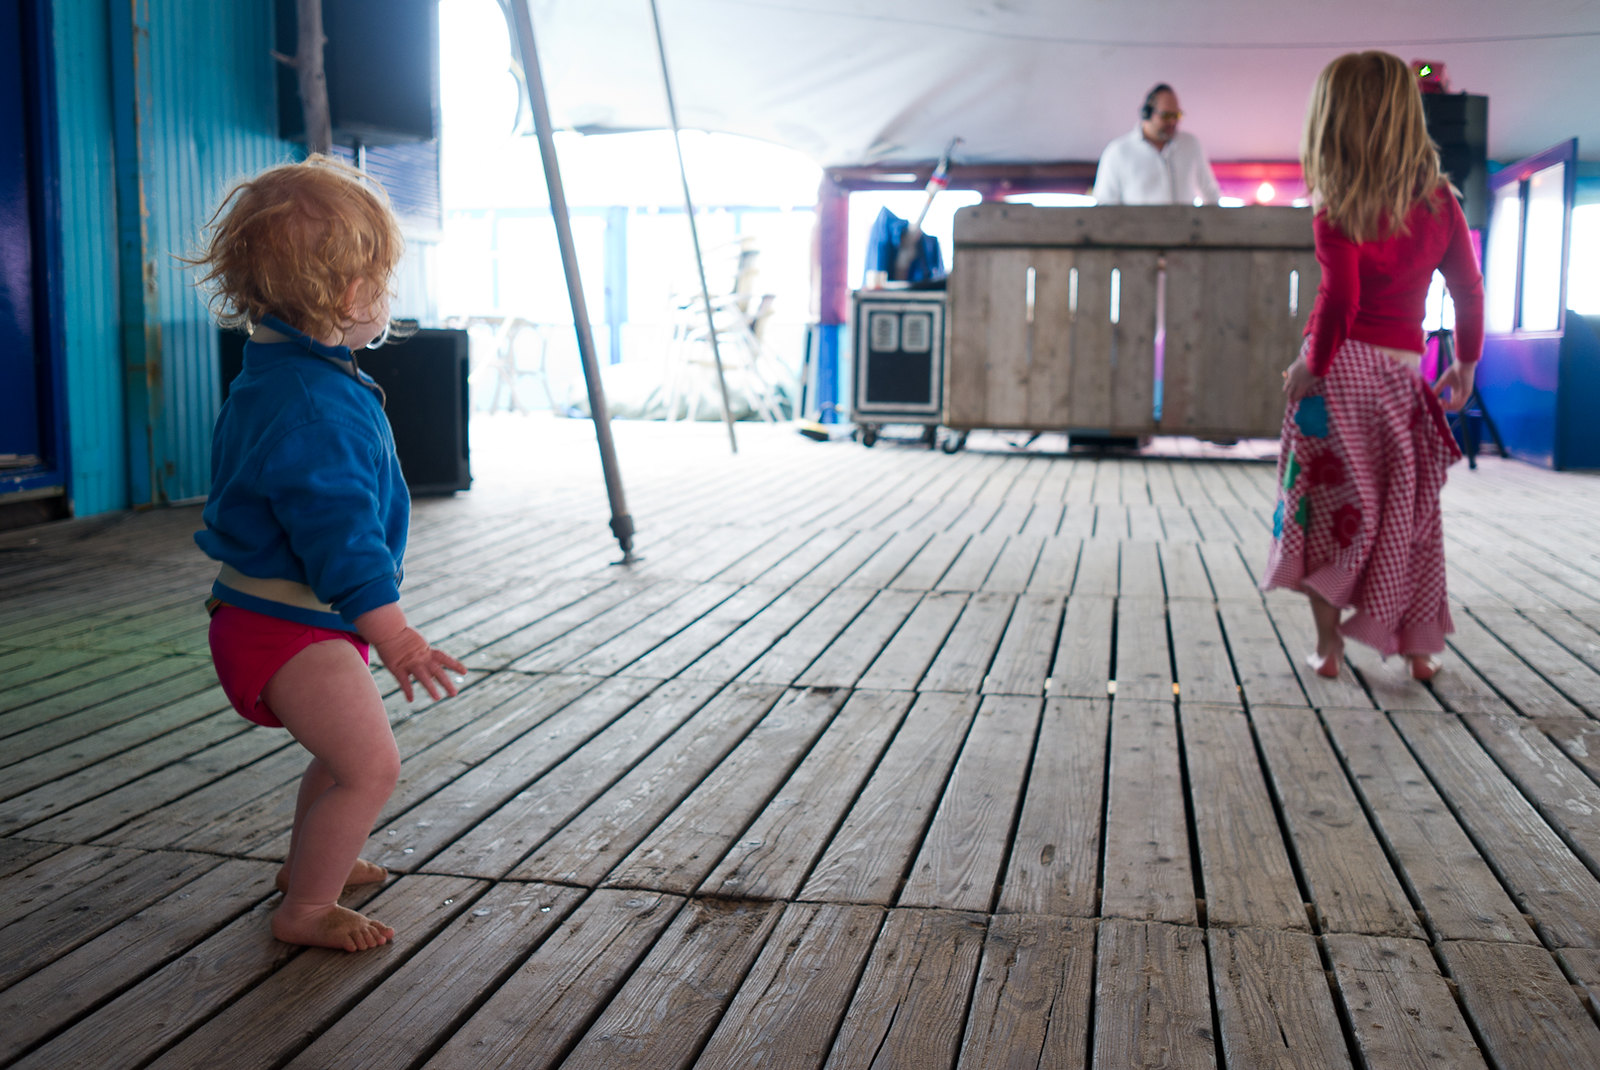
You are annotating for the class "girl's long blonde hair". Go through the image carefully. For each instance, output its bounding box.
[1301,51,1449,242]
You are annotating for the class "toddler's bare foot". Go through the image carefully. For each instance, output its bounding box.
[272,902,394,952]
[276,857,388,896]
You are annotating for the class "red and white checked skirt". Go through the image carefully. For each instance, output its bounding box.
[1260,339,1462,657]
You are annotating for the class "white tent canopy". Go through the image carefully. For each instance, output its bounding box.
[529,0,1599,167]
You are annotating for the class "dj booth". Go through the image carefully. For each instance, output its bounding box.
[943,204,1319,441]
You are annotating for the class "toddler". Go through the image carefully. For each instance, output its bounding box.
[190,156,466,951]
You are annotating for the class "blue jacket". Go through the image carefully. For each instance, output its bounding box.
[195,318,408,631]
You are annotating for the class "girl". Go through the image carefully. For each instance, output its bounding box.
[1263,51,1484,681]
[190,156,466,952]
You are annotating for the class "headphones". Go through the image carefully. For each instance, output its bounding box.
[1142,84,1175,120]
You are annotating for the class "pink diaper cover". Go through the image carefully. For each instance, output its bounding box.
[207,603,369,727]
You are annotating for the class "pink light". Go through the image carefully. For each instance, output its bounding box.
[1256,181,1276,203]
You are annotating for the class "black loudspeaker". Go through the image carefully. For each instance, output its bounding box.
[276,0,438,146]
[220,328,471,495]
[1422,93,1488,230]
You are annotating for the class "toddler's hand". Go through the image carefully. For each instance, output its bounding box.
[372,626,467,703]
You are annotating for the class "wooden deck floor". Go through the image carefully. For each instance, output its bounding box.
[4,416,1600,1069]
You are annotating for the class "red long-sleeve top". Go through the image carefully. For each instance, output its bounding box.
[1304,185,1484,377]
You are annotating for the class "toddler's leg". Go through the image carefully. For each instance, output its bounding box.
[276,758,390,895]
[263,639,401,952]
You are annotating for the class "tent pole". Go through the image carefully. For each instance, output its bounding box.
[648,0,738,455]
[506,0,635,559]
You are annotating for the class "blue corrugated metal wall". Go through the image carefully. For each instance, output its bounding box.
[144,0,290,504]
[52,0,290,513]
[50,0,123,515]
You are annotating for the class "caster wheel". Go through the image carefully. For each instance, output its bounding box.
[860,425,878,448]
[939,430,968,454]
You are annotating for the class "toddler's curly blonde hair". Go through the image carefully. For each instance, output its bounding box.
[189,155,404,342]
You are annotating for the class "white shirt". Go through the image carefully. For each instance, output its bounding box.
[1092,127,1222,206]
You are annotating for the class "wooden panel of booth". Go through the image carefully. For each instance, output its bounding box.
[946,205,1319,438]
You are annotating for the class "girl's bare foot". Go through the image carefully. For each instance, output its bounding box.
[1410,654,1443,681]
[272,902,394,951]
[276,857,388,896]
[1306,639,1343,678]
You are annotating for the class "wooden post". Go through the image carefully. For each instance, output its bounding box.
[273,0,332,154]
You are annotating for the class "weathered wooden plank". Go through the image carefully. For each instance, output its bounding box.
[508,580,702,673]
[510,684,785,885]
[901,696,1040,911]
[955,202,1314,250]
[148,875,484,1070]
[692,903,884,1070]
[794,588,922,689]
[1538,716,1600,786]
[6,893,299,1070]
[920,593,1015,694]
[1026,535,1080,595]
[1167,600,1239,705]
[1468,607,1600,716]
[282,882,588,1070]
[856,591,967,691]
[1219,597,1311,708]
[1324,934,1490,1069]
[603,687,846,894]
[1440,939,1600,1070]
[957,914,1094,1070]
[0,698,241,827]
[736,586,877,686]
[615,583,784,680]
[367,675,679,874]
[1101,699,1196,924]
[678,583,831,683]
[457,580,638,669]
[1092,920,1215,1070]
[979,534,1043,594]
[1051,595,1113,699]
[796,528,896,587]
[701,690,913,901]
[560,581,743,676]
[1393,711,1600,948]
[1249,706,1424,938]
[0,837,65,880]
[0,859,276,1064]
[893,532,971,590]
[1182,703,1308,931]
[1321,708,1534,943]
[846,529,936,590]
[801,692,980,905]
[1114,596,1172,701]
[557,899,786,1070]
[822,908,988,1070]
[1444,610,1587,718]
[982,593,1061,696]
[1026,247,1078,430]
[1461,711,1600,877]
[0,849,225,988]
[421,889,683,1070]
[1208,927,1352,1070]
[997,697,1108,917]
[1160,540,1213,599]
[936,532,1008,591]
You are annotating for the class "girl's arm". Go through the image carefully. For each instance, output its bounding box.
[355,602,467,702]
[1303,216,1361,377]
